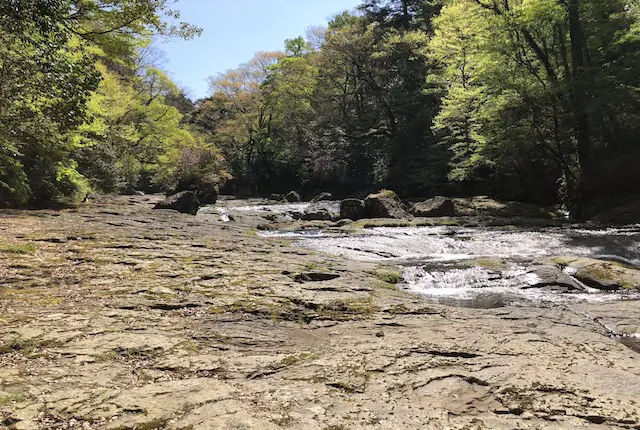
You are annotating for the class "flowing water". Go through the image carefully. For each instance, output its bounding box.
[293,225,640,266]
[289,224,640,307]
[214,201,640,308]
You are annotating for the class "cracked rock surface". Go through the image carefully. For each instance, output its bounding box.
[0,195,639,429]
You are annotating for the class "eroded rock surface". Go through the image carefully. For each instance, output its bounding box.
[0,195,639,430]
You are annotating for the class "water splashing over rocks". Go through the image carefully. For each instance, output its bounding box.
[265,224,640,307]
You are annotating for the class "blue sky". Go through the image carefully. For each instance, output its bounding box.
[156,0,362,99]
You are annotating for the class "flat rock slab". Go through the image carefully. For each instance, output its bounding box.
[0,195,639,430]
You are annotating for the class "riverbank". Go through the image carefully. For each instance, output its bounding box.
[1,195,639,429]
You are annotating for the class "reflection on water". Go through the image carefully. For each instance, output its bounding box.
[430,292,515,309]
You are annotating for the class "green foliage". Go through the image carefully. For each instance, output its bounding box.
[0,11,100,206]
[2,0,638,213]
[154,130,230,198]
[374,269,403,284]
[0,0,219,206]
[431,0,640,207]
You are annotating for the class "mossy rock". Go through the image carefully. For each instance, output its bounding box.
[575,263,639,290]
[364,190,410,219]
[556,256,640,290]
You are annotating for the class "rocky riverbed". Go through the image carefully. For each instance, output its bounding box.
[1,195,639,429]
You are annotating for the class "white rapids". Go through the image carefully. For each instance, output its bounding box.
[282,225,640,307]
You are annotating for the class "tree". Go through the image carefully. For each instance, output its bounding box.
[0,0,206,206]
[204,51,286,187]
[432,0,640,209]
[0,1,100,205]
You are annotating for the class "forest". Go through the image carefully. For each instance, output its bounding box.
[2,0,639,218]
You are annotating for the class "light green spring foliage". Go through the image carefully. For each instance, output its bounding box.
[3,0,639,209]
[0,0,206,206]
[72,61,194,193]
[430,0,640,203]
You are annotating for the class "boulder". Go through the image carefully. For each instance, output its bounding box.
[285,191,301,203]
[301,206,334,221]
[340,199,366,220]
[592,200,640,225]
[555,256,640,291]
[524,265,585,292]
[170,179,218,205]
[195,185,219,205]
[311,192,333,203]
[411,196,455,217]
[575,262,640,291]
[364,190,410,219]
[452,196,550,218]
[154,191,200,215]
[268,193,283,201]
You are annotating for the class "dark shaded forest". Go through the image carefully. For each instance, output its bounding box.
[2,0,640,217]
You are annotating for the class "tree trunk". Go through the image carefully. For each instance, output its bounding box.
[567,0,593,217]
[401,0,410,28]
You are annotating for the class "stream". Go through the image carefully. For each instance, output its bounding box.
[286,224,640,307]
[212,201,640,308]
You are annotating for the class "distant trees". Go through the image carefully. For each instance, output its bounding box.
[3,0,639,215]
[432,0,640,212]
[194,0,639,215]
[0,0,209,206]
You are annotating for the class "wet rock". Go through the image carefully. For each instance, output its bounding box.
[340,199,366,220]
[153,191,200,215]
[524,265,585,292]
[285,191,301,202]
[301,206,334,221]
[411,196,455,217]
[288,210,304,220]
[293,272,341,283]
[268,193,283,201]
[364,190,410,219]
[311,192,333,202]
